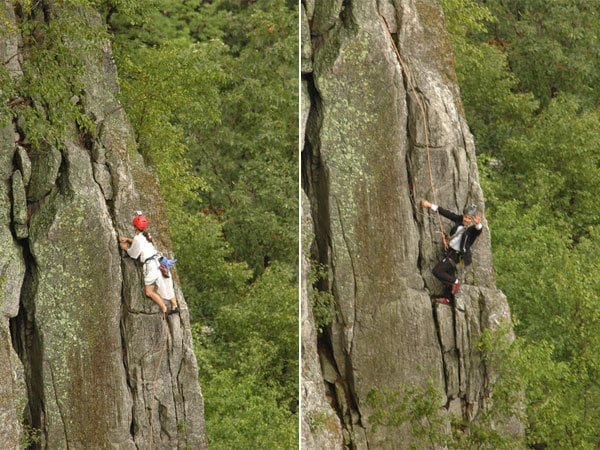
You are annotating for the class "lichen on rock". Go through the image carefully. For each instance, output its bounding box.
[0,2,207,448]
[302,0,520,447]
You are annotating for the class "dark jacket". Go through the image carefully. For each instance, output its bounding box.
[437,206,482,266]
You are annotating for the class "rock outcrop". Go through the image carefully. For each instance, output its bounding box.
[0,2,206,448]
[302,0,517,447]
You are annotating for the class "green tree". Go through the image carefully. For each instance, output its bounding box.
[170,212,251,322]
[442,0,538,157]
[187,0,299,274]
[2,2,98,150]
[482,0,600,108]
[443,0,600,446]
[195,262,298,449]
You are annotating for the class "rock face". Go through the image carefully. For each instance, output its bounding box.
[0,2,207,449]
[301,190,344,450]
[302,0,516,447]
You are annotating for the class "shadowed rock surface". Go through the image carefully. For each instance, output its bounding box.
[302,0,518,447]
[0,2,207,448]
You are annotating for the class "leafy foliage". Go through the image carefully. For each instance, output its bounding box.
[442,0,538,157]
[482,0,600,109]
[443,0,600,446]
[307,261,334,334]
[194,262,298,449]
[187,0,299,274]
[3,3,99,150]
[169,212,251,322]
[115,38,224,208]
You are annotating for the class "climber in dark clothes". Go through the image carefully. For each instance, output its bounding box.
[421,199,483,304]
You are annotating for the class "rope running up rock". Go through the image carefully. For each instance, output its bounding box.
[376,9,448,249]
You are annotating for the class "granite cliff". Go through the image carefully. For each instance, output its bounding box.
[0,2,206,448]
[301,0,517,447]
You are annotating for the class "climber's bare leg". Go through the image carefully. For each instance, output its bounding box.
[145,285,167,316]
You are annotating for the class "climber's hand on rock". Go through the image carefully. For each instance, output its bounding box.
[119,236,128,243]
[473,212,482,224]
[421,199,432,209]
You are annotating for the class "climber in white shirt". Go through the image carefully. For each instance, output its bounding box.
[119,212,180,318]
[421,199,483,305]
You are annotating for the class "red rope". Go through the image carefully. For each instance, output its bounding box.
[377,10,447,248]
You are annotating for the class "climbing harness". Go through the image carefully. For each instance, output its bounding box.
[144,254,160,264]
[376,8,448,249]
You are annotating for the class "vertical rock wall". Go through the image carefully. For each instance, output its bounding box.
[1,3,28,447]
[302,0,515,447]
[1,2,207,448]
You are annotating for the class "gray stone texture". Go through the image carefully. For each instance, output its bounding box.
[0,1,207,448]
[302,0,518,447]
[301,191,344,450]
[0,2,27,448]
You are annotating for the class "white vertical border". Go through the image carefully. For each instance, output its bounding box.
[297,0,303,448]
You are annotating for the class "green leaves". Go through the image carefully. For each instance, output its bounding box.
[503,94,600,230]
[188,0,299,274]
[444,0,600,446]
[116,38,227,209]
[217,262,298,389]
[443,0,538,157]
[194,262,298,449]
[197,368,298,450]
[484,0,600,108]
[170,212,251,322]
[8,4,102,150]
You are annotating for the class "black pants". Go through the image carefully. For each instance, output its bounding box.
[432,251,460,299]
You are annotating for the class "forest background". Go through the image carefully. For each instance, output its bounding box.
[0,0,298,448]
[441,0,600,447]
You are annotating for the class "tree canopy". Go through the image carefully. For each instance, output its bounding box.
[443,0,600,446]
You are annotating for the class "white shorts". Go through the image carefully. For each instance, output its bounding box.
[143,259,175,300]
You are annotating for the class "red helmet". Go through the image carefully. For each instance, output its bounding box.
[132,214,148,230]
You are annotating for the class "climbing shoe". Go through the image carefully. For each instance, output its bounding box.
[452,280,461,295]
[435,298,450,305]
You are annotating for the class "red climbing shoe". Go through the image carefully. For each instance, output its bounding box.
[435,298,450,305]
[452,280,461,295]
